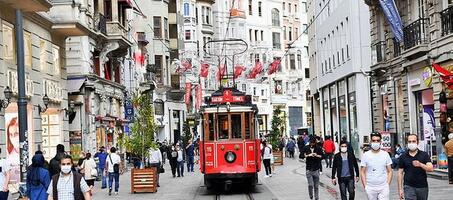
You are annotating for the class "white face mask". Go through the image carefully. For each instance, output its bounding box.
[407,143,418,151]
[61,165,72,174]
[340,147,348,153]
[371,142,381,151]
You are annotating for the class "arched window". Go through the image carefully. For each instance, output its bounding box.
[272,8,280,26]
[184,3,189,16]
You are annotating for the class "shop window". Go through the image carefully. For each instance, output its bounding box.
[218,114,229,139]
[231,114,242,139]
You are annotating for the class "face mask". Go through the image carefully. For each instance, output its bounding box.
[371,142,381,151]
[407,143,418,151]
[61,165,72,174]
[340,147,347,153]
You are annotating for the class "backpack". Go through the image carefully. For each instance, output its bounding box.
[109,155,120,173]
[52,172,85,200]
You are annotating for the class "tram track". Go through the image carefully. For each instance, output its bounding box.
[214,193,254,200]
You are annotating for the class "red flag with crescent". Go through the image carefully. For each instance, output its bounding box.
[200,62,209,78]
[185,83,192,106]
[216,64,226,81]
[268,59,281,75]
[433,63,453,89]
[233,65,246,79]
[248,62,263,79]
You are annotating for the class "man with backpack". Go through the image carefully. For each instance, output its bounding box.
[47,154,91,200]
[105,147,121,196]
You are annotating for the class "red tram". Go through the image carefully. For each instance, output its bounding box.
[199,87,261,190]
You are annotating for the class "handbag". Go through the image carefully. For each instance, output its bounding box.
[158,166,165,173]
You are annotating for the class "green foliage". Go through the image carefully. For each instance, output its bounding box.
[119,93,156,159]
[269,106,285,150]
[182,121,192,147]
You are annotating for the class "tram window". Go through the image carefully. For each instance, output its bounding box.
[208,113,214,140]
[245,113,251,139]
[218,114,229,140]
[231,114,242,139]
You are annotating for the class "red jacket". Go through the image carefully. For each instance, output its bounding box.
[323,139,335,153]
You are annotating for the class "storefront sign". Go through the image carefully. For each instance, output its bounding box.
[69,131,82,159]
[7,70,34,97]
[380,131,391,152]
[408,78,421,86]
[422,67,433,87]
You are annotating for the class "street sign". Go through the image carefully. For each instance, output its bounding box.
[381,131,391,152]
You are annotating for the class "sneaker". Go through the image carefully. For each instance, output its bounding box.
[264,175,269,178]
[108,189,112,196]
[269,174,273,177]
[115,192,118,195]
[319,172,323,175]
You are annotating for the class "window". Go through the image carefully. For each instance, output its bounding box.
[185,30,191,40]
[40,39,47,71]
[206,7,211,24]
[295,28,299,39]
[263,53,267,62]
[347,45,350,58]
[255,54,260,62]
[249,0,252,15]
[304,46,309,56]
[283,26,287,40]
[207,114,214,140]
[289,3,291,13]
[153,16,162,38]
[261,89,265,96]
[231,114,242,139]
[154,55,163,83]
[295,4,298,13]
[272,32,281,49]
[24,32,32,67]
[302,24,308,32]
[242,84,247,92]
[290,54,296,70]
[52,45,60,75]
[253,87,257,95]
[289,27,292,41]
[337,51,340,64]
[255,30,258,42]
[283,2,285,10]
[249,29,253,41]
[260,30,264,41]
[195,8,198,23]
[302,2,307,12]
[3,24,15,63]
[202,7,206,24]
[184,3,189,16]
[218,114,229,139]
[342,48,345,61]
[245,113,251,139]
[164,17,168,39]
[305,68,310,78]
[297,54,302,69]
[275,80,283,94]
[258,2,262,16]
[271,9,280,26]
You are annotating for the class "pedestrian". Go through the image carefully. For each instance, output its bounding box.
[105,147,121,196]
[323,136,336,168]
[34,150,50,169]
[341,136,354,154]
[49,144,66,177]
[445,133,453,184]
[77,151,86,174]
[360,132,393,200]
[186,140,195,172]
[94,146,108,189]
[169,145,178,177]
[47,155,91,200]
[397,134,433,200]
[332,141,360,200]
[27,154,50,200]
[160,141,168,165]
[176,143,185,177]
[262,140,273,178]
[297,135,305,159]
[392,144,405,169]
[286,138,296,158]
[316,136,324,174]
[303,137,323,200]
[80,153,97,189]
[149,145,163,187]
[0,148,11,200]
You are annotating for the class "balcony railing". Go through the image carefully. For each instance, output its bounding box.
[95,13,107,35]
[441,6,453,36]
[392,38,402,58]
[403,18,429,50]
[372,41,386,63]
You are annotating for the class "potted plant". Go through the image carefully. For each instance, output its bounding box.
[118,93,158,193]
[269,106,285,165]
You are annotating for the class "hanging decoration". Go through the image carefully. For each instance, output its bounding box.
[200,62,210,78]
[432,63,453,90]
[233,65,246,79]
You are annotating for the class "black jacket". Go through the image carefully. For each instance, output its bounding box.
[331,152,360,180]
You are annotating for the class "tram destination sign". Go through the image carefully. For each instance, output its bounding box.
[211,89,246,104]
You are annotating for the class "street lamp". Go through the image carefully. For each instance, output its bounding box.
[1,86,13,110]
[38,94,50,113]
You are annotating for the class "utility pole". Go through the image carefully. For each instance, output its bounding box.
[15,9,29,182]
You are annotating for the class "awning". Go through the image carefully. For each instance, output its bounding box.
[67,78,86,93]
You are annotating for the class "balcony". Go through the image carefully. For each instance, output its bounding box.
[137,32,149,46]
[441,6,453,37]
[0,0,51,12]
[371,41,386,64]
[402,18,429,59]
[94,13,107,36]
[201,23,214,34]
[392,38,402,58]
[106,21,132,48]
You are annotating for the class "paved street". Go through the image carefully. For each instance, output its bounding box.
[91,156,453,200]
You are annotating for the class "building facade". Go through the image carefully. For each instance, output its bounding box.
[365,0,453,161]
[309,0,372,156]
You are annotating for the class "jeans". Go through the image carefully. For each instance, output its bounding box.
[448,157,453,183]
[177,161,184,177]
[187,156,194,172]
[306,170,320,200]
[325,153,334,168]
[263,159,271,175]
[108,172,120,192]
[404,185,428,200]
[98,167,107,188]
[0,191,8,200]
[365,184,389,200]
[339,177,355,200]
[150,163,160,185]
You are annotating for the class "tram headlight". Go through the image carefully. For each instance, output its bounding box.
[225,151,236,163]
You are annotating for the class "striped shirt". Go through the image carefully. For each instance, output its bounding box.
[47,172,90,200]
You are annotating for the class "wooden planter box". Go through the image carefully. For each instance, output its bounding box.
[273,150,284,165]
[131,168,157,193]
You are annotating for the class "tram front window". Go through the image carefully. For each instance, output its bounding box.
[231,114,242,139]
[218,115,229,140]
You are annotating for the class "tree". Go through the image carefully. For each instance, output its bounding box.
[269,106,285,150]
[181,120,192,147]
[119,93,156,164]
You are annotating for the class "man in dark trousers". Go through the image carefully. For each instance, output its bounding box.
[49,144,66,177]
[303,137,324,200]
[332,141,360,200]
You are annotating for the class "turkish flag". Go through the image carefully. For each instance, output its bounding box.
[268,59,281,75]
[200,62,209,78]
[133,52,145,65]
[433,63,453,89]
[248,62,263,79]
[216,64,226,81]
[185,83,192,106]
[233,65,246,79]
[195,85,202,110]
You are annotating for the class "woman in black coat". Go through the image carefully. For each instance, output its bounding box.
[169,145,178,177]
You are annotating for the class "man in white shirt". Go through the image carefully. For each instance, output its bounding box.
[149,146,163,187]
[105,147,121,196]
[360,133,393,200]
[0,148,11,200]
